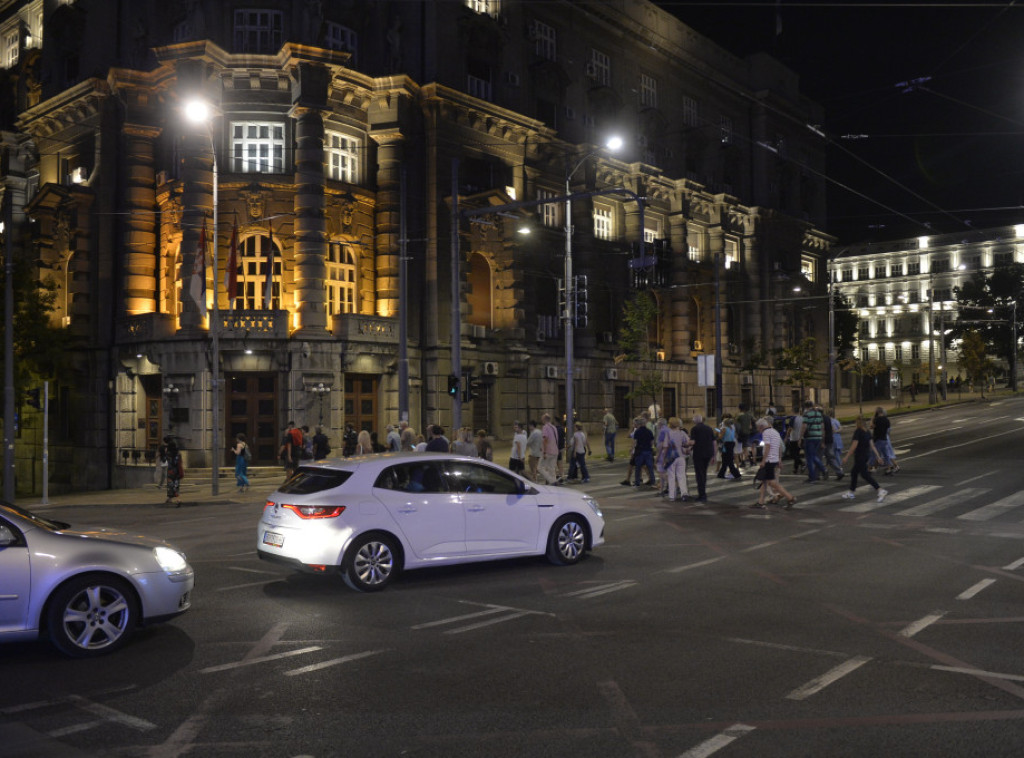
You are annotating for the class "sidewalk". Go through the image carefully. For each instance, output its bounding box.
[19,388,1013,509]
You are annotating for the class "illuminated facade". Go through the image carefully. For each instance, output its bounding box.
[0,0,831,492]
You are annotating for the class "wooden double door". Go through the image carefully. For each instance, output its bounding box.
[225,372,279,464]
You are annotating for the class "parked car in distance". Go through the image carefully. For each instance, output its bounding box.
[0,502,194,657]
[256,453,606,591]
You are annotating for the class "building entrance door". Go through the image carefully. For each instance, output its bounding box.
[225,372,278,464]
[345,375,379,434]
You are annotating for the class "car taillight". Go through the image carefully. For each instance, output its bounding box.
[281,504,347,519]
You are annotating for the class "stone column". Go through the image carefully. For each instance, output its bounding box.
[291,105,328,332]
[371,132,404,318]
[122,124,160,314]
[669,213,691,359]
[177,123,211,333]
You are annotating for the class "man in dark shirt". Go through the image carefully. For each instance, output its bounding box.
[630,417,655,487]
[425,424,450,452]
[689,414,717,502]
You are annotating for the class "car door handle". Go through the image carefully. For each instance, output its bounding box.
[397,507,417,514]
[466,505,485,512]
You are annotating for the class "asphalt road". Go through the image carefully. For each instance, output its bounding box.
[4,397,1024,757]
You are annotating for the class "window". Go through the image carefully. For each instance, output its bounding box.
[593,207,612,241]
[467,0,501,18]
[639,74,657,108]
[688,245,700,262]
[858,266,870,281]
[874,263,886,278]
[588,49,611,86]
[532,20,556,61]
[930,257,950,273]
[2,26,19,69]
[325,132,359,183]
[995,252,1013,267]
[467,58,492,101]
[682,96,699,128]
[724,239,738,270]
[326,243,357,316]
[911,343,920,361]
[801,255,815,282]
[234,9,283,53]
[237,234,282,310]
[444,460,521,495]
[890,262,904,276]
[644,219,663,245]
[907,260,921,275]
[376,461,448,493]
[231,122,285,173]
[325,22,358,62]
[537,188,562,228]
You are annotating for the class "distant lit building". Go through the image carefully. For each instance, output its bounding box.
[0,0,831,492]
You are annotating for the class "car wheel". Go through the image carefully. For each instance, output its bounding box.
[343,533,400,592]
[546,515,588,566]
[46,574,139,658]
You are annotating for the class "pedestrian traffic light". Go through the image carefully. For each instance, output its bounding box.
[574,274,588,327]
[463,372,481,402]
[447,374,460,397]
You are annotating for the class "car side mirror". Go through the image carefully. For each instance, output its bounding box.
[0,524,16,547]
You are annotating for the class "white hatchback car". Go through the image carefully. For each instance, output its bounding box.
[256,453,605,591]
[0,501,194,657]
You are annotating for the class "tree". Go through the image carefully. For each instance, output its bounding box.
[774,336,819,403]
[0,261,75,405]
[616,291,663,415]
[953,262,1024,369]
[958,329,996,399]
[837,355,889,415]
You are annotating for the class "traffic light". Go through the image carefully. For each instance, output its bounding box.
[574,274,588,327]
[26,388,41,409]
[447,374,460,397]
[463,372,481,402]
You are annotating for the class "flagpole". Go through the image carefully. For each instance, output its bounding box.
[210,147,220,496]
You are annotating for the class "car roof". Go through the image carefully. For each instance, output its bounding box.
[301,452,500,472]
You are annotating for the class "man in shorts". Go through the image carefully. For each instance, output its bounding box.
[752,417,795,509]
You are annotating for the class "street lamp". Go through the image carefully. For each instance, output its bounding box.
[184,98,222,495]
[310,382,330,426]
[564,136,620,433]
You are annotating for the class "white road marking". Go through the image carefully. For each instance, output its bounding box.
[47,720,103,738]
[676,723,756,758]
[443,610,537,634]
[924,527,961,534]
[959,491,1024,521]
[839,484,940,513]
[899,611,947,638]
[199,646,322,673]
[666,556,727,574]
[66,695,157,731]
[226,566,279,575]
[932,665,1024,683]
[412,602,552,635]
[284,649,385,676]
[740,528,825,553]
[960,470,999,486]
[216,579,280,592]
[957,579,997,600]
[412,605,511,629]
[726,637,850,659]
[1003,556,1024,571]
[565,580,638,599]
[900,426,1022,463]
[785,656,872,701]
[895,488,989,517]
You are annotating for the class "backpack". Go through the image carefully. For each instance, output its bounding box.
[242,443,252,462]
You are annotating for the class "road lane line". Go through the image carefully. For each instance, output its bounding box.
[199,646,322,673]
[959,491,1024,521]
[66,695,156,731]
[411,606,509,629]
[47,720,103,737]
[726,637,850,659]
[959,470,998,487]
[785,656,872,701]
[957,579,997,600]
[284,649,385,676]
[896,488,989,517]
[226,566,279,575]
[932,665,1024,683]
[899,611,947,638]
[565,580,637,598]
[1003,557,1024,571]
[740,528,825,553]
[445,610,537,634]
[900,427,1022,462]
[676,723,756,758]
[666,556,727,574]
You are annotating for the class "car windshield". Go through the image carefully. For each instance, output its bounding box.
[278,468,353,495]
[0,501,69,531]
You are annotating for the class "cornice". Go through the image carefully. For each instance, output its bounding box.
[16,78,110,138]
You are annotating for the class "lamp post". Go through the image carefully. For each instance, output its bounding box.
[1012,299,1018,393]
[184,99,221,495]
[927,271,937,405]
[563,136,621,433]
[311,382,330,426]
[2,188,13,502]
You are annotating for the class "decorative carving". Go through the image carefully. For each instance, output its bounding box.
[240,183,267,221]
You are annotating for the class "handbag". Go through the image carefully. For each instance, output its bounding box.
[663,441,680,467]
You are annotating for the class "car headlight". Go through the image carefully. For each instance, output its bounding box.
[583,496,603,519]
[154,546,189,573]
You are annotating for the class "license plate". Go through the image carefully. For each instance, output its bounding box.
[262,530,284,547]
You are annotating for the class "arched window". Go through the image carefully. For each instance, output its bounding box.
[236,234,282,310]
[326,242,357,316]
[467,252,492,328]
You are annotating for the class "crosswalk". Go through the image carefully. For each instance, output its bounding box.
[572,463,1024,526]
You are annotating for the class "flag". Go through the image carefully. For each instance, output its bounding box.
[225,221,239,308]
[263,222,275,310]
[190,221,207,320]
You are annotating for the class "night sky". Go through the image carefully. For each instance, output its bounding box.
[660,1,1024,243]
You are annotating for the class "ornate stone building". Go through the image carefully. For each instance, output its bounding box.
[0,0,832,492]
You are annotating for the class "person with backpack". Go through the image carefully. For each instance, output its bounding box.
[312,426,331,459]
[165,438,183,505]
[232,433,251,493]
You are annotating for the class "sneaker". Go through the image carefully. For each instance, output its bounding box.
[581,478,590,483]
[835,473,845,480]
[877,488,888,503]
[620,480,631,486]
[841,491,855,500]
[750,502,766,509]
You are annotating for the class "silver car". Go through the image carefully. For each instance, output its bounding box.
[257,453,605,592]
[0,502,195,657]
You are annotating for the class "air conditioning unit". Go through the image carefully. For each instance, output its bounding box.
[155,170,168,186]
[505,71,520,87]
[546,365,559,379]
[483,361,499,376]
[605,368,618,380]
